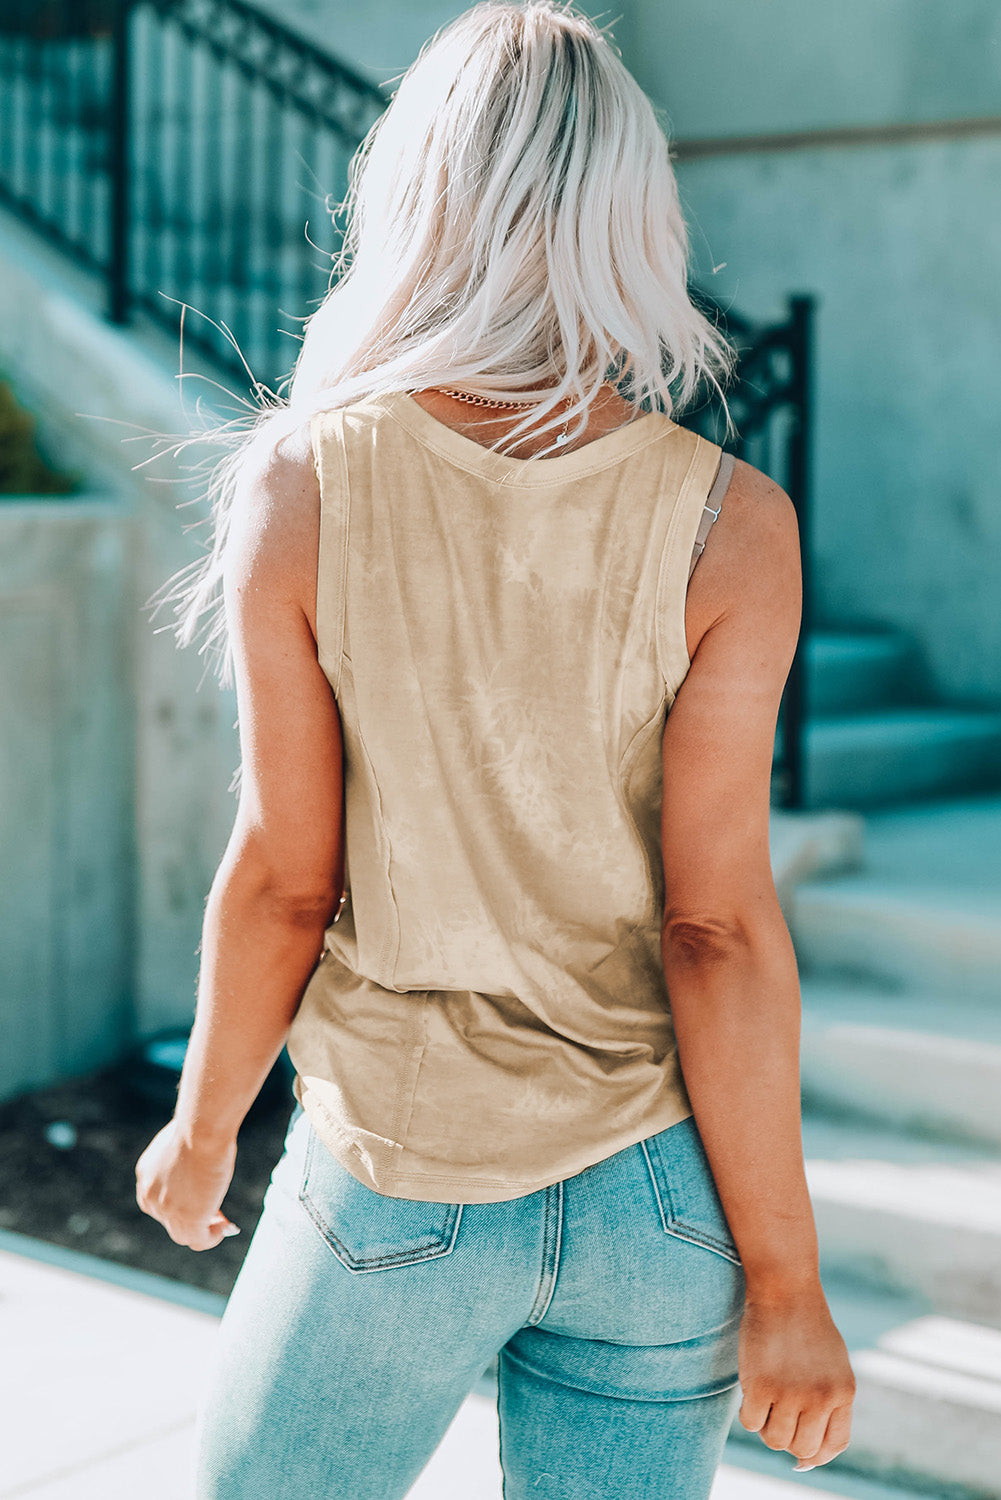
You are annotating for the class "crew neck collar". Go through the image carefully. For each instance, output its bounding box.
[377,389,675,486]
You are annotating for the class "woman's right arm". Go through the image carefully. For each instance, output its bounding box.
[659,458,855,1473]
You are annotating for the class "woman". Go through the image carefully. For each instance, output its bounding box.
[135,3,855,1495]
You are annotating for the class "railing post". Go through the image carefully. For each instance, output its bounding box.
[108,0,131,324]
[781,293,816,811]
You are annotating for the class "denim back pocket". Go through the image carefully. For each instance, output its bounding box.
[298,1119,463,1274]
[640,1114,741,1266]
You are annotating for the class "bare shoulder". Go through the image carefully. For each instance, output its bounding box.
[225,413,321,627]
[709,456,800,588]
[229,415,318,544]
[686,453,802,658]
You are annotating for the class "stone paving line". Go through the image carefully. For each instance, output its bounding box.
[0,1230,885,1500]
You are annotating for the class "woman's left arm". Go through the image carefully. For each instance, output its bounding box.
[135,419,344,1251]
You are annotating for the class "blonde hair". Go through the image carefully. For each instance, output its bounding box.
[147,0,736,689]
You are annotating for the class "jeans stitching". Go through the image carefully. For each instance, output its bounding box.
[640,1137,742,1266]
[497,1347,509,1499]
[526,1181,563,1326]
[297,1122,464,1272]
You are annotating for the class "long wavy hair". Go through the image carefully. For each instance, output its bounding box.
[147,0,737,690]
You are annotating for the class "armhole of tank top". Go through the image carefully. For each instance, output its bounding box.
[310,407,351,699]
[688,450,736,584]
[654,434,728,698]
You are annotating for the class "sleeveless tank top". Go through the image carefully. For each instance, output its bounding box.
[285,389,735,1203]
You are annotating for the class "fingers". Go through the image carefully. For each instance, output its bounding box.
[188,1219,241,1252]
[790,1404,833,1467]
[739,1391,854,1470]
[135,1187,241,1251]
[795,1401,853,1469]
[183,1218,241,1251]
[743,1396,798,1454]
[737,1391,773,1434]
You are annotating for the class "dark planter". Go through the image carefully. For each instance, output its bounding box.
[119,1027,297,1123]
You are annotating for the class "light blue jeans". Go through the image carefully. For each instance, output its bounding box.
[194,1099,746,1499]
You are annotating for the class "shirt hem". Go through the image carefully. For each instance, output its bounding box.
[296,1077,695,1203]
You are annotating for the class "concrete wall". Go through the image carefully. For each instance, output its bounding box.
[632,0,1001,705]
[0,500,135,1099]
[674,137,1001,706]
[266,0,461,83]
[265,0,632,87]
[628,0,1001,139]
[0,210,240,1097]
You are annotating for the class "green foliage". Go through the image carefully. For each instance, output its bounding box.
[0,379,80,496]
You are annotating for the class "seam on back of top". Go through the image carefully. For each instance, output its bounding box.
[654,434,714,690]
[615,700,672,931]
[312,407,352,700]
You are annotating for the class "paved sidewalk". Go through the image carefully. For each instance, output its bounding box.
[0,1229,929,1500]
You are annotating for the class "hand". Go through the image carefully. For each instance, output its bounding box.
[135,1118,240,1251]
[737,1281,855,1471]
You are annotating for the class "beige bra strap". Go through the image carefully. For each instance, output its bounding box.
[689,450,736,582]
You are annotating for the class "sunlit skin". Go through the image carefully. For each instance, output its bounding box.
[135,386,854,1472]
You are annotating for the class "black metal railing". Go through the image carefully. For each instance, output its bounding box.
[0,0,388,387]
[685,289,816,810]
[0,0,814,807]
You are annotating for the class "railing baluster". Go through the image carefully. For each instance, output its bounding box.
[135,7,154,326]
[263,78,286,390]
[782,294,815,811]
[108,0,130,323]
[23,13,40,209]
[296,109,320,356]
[66,2,79,244]
[173,23,196,330]
[229,58,254,373]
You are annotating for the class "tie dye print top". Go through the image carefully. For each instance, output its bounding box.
[286,389,729,1202]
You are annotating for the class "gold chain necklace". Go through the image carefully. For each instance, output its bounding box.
[435,386,575,446]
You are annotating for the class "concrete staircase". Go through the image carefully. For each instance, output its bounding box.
[778,627,1001,810]
[722,791,1001,1497]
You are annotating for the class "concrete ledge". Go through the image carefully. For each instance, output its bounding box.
[0,205,228,511]
[807,1159,1001,1325]
[791,880,1001,1002]
[801,1019,1001,1147]
[0,1226,226,1315]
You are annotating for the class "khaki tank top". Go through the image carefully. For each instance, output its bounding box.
[285,389,735,1203]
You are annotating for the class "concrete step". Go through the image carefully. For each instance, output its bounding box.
[775,707,1001,811]
[790,879,1001,1002]
[799,978,1001,1146]
[847,1316,1001,1497]
[804,1151,1001,1327]
[806,630,926,718]
[849,791,1001,890]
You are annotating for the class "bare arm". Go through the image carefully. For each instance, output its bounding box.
[136,419,344,1246]
[662,459,811,1290]
[661,459,854,1468]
